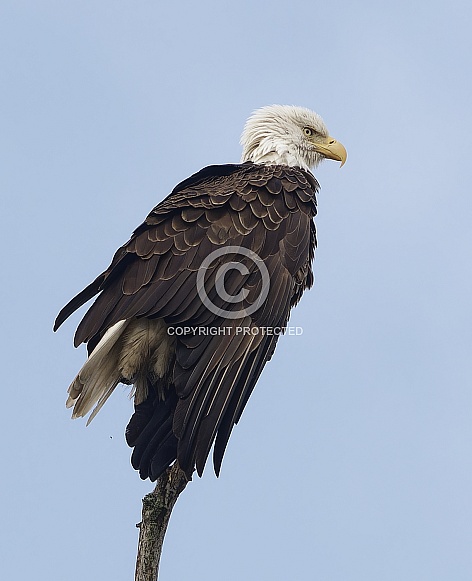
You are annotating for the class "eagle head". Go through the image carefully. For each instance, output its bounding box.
[240,104,347,171]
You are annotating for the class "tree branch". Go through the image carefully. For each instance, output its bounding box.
[134,462,190,581]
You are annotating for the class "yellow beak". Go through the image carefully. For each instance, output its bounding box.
[314,136,347,167]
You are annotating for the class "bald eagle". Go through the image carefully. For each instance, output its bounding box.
[54,105,346,481]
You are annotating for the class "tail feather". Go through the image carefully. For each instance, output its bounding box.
[67,320,130,418]
[64,316,180,481]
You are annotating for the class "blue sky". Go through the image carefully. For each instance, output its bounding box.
[2,1,472,579]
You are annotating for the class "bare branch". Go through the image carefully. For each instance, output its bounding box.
[135,463,190,581]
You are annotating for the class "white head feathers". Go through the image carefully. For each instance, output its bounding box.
[240,105,344,171]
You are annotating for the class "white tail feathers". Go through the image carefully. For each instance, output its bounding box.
[67,320,130,419]
[66,318,174,424]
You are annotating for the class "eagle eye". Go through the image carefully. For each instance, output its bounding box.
[303,127,314,137]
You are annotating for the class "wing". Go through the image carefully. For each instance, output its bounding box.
[55,162,319,477]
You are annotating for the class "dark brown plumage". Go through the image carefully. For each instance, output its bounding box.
[55,161,318,480]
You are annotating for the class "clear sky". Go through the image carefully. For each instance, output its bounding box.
[2,1,472,580]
